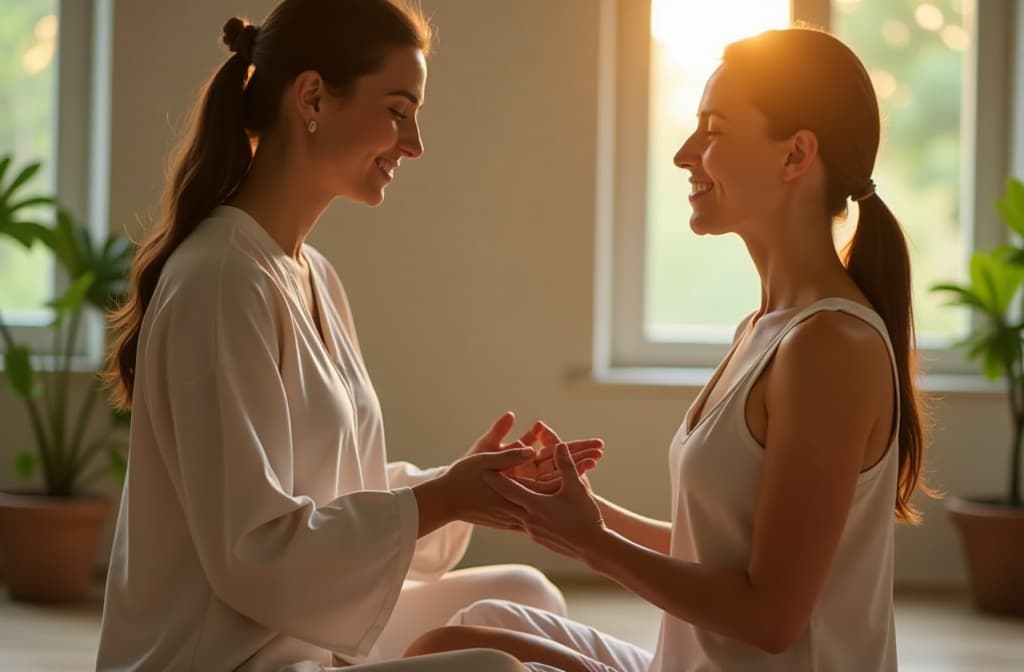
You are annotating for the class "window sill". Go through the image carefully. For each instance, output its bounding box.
[570,367,1006,396]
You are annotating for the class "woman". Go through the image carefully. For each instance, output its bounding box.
[405,27,931,672]
[97,1,602,670]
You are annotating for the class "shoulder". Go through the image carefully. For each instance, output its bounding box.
[163,217,278,300]
[770,308,892,404]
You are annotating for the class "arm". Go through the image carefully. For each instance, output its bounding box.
[593,494,671,555]
[490,313,891,652]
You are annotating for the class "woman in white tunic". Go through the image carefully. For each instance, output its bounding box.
[97,2,603,670]
[405,28,933,672]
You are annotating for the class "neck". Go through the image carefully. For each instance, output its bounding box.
[228,131,331,259]
[742,207,852,321]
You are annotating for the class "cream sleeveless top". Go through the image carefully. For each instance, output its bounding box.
[649,298,900,672]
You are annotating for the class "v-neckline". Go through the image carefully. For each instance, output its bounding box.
[685,326,749,436]
[304,257,333,357]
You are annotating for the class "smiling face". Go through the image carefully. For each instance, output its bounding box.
[308,46,427,206]
[673,65,795,237]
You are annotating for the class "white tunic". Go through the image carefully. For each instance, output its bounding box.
[97,205,472,671]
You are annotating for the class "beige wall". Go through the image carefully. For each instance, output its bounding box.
[1,0,1019,585]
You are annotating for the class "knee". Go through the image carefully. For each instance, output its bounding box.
[449,598,521,629]
[490,564,567,616]
[404,625,487,657]
[443,648,527,672]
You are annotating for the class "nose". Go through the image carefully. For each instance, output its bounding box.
[673,130,702,171]
[399,119,424,159]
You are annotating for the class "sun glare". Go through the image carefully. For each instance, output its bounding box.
[650,0,791,122]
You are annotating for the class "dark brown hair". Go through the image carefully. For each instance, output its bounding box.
[105,0,431,408]
[722,28,932,524]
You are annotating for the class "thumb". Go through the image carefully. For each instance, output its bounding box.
[476,446,536,470]
[555,443,585,491]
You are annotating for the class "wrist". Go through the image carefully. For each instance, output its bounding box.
[412,475,456,536]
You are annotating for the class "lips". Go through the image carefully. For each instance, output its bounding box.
[689,181,713,200]
[375,157,396,180]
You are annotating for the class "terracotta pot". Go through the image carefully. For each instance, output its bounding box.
[0,491,111,602]
[946,495,1024,615]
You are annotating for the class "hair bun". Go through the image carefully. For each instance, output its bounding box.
[222,17,257,63]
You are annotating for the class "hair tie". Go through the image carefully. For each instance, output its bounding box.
[851,179,876,202]
[222,17,258,64]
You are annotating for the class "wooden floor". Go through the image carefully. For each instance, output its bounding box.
[0,581,1021,670]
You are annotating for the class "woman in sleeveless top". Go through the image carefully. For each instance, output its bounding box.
[403,28,931,672]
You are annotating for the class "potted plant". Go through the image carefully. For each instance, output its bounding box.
[931,176,1024,615]
[0,154,132,602]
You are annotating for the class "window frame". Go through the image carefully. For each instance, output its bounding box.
[2,0,113,370]
[594,0,1014,379]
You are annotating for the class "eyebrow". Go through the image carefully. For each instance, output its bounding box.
[387,89,422,106]
[698,109,729,122]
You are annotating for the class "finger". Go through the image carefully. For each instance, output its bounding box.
[556,443,586,492]
[534,448,604,476]
[498,439,527,452]
[477,411,516,447]
[474,446,536,471]
[482,471,541,508]
[515,421,545,449]
[535,421,563,447]
[564,438,605,453]
[512,476,562,495]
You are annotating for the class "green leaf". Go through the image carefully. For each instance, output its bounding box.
[111,407,132,427]
[0,220,48,248]
[929,283,988,312]
[13,452,37,479]
[998,178,1024,238]
[109,447,127,484]
[9,195,55,212]
[1,161,41,203]
[4,346,42,399]
[968,248,1024,315]
[0,156,11,187]
[52,208,82,278]
[46,272,95,316]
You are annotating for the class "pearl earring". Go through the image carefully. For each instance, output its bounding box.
[306,119,318,134]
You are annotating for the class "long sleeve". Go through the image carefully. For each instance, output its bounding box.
[387,461,474,581]
[142,247,418,657]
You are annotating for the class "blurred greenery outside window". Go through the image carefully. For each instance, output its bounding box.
[607,0,1000,375]
[1,0,107,364]
[0,0,59,318]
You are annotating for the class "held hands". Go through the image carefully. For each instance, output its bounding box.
[483,443,608,561]
[465,411,604,484]
[441,412,605,531]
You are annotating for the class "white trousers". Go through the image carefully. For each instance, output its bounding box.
[449,599,653,672]
[281,564,567,672]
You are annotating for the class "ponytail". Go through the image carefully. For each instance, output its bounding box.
[104,33,254,408]
[842,193,934,524]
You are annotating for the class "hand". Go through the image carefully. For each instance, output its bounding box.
[511,420,598,492]
[483,444,607,561]
[438,446,538,531]
[466,413,604,487]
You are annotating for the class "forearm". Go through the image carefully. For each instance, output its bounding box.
[581,528,791,652]
[594,494,672,554]
[412,477,455,538]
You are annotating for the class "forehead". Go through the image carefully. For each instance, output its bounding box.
[358,46,427,100]
[697,65,755,121]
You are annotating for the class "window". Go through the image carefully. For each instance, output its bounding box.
[598,0,1010,378]
[0,1,59,316]
[0,0,111,362]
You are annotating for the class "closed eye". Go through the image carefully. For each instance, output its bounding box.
[389,108,408,121]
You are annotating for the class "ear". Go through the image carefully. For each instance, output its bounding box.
[292,70,324,122]
[781,129,819,183]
